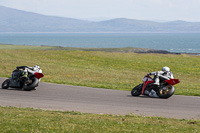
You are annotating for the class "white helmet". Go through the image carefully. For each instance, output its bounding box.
[162,66,170,72]
[33,65,40,71]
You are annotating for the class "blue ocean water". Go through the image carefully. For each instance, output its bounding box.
[0,33,200,53]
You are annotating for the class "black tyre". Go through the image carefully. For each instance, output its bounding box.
[157,85,175,98]
[131,84,142,96]
[23,77,39,91]
[1,79,10,89]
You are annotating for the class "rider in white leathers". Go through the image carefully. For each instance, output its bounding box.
[146,66,174,97]
[22,65,42,81]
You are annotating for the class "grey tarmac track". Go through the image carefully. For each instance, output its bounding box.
[0,77,199,119]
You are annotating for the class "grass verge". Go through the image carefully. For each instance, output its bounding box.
[0,44,200,96]
[0,106,199,133]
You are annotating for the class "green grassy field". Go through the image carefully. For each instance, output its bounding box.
[0,44,200,96]
[0,107,199,133]
[0,44,200,132]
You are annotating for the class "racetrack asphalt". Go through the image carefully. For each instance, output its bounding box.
[0,77,199,119]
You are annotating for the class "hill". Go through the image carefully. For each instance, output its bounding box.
[0,5,93,32]
[1,5,200,33]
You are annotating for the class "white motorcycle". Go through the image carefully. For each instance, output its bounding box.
[1,66,44,91]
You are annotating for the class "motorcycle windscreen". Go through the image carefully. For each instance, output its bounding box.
[165,79,180,85]
[34,72,44,79]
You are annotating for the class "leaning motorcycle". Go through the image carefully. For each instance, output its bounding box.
[1,66,44,91]
[131,75,180,98]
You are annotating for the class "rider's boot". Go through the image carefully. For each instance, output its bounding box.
[153,77,160,86]
[144,90,150,95]
[149,89,159,98]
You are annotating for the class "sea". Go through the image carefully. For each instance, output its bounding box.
[0,33,200,53]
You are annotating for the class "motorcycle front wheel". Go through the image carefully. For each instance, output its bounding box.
[23,77,39,91]
[1,79,10,89]
[131,84,142,96]
[157,85,175,98]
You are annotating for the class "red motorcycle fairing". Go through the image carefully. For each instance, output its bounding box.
[141,80,154,95]
[165,79,180,85]
[141,76,154,95]
[34,72,44,79]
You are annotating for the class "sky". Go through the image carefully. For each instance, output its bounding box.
[0,0,200,22]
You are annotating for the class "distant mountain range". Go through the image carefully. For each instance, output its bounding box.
[1,5,200,33]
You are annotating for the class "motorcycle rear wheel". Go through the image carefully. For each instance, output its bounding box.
[157,85,175,98]
[1,79,10,89]
[23,77,39,91]
[131,84,142,96]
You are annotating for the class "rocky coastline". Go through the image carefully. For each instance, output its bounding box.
[47,46,200,55]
